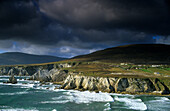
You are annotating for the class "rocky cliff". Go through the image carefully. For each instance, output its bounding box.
[0,63,72,83]
[1,63,169,95]
[60,75,170,95]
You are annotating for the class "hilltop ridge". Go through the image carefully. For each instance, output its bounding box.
[71,44,170,64]
[0,52,66,65]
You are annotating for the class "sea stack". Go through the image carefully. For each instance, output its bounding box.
[8,75,17,84]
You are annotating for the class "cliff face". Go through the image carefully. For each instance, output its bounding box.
[30,68,68,82]
[61,75,170,95]
[0,66,43,76]
[0,63,71,83]
[1,63,169,95]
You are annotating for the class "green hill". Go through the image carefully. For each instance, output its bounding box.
[72,44,170,64]
[0,52,66,65]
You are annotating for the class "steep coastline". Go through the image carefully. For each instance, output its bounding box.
[0,63,170,95]
[0,63,71,83]
[60,75,170,95]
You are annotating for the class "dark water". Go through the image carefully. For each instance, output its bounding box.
[0,76,170,111]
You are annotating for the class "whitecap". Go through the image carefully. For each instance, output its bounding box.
[104,103,111,111]
[155,97,169,101]
[0,106,9,108]
[0,79,9,81]
[0,76,10,77]
[149,97,170,103]
[110,93,134,97]
[66,90,114,103]
[0,108,38,111]
[1,82,35,88]
[41,100,70,104]
[23,84,34,88]
[114,96,147,111]
[0,91,28,95]
[42,90,114,104]
[34,84,59,91]
[53,89,65,92]
[17,79,25,81]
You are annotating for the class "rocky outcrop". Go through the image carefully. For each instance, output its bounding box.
[0,66,37,76]
[7,75,17,84]
[0,63,72,76]
[28,64,72,82]
[30,68,68,82]
[60,75,170,95]
[0,63,72,84]
[0,67,11,74]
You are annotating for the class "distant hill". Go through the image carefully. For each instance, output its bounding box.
[72,44,170,64]
[0,52,66,65]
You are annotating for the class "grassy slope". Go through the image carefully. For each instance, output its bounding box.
[71,44,170,64]
[62,62,169,78]
[0,52,66,65]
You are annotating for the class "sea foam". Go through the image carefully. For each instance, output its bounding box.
[2,83,35,88]
[104,103,111,111]
[0,91,28,96]
[0,78,9,81]
[148,97,170,103]
[41,90,114,104]
[114,96,147,111]
[0,108,38,111]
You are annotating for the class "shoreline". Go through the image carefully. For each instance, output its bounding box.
[0,75,170,97]
[1,61,170,96]
[59,74,170,96]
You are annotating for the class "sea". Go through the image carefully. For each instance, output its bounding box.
[0,76,170,111]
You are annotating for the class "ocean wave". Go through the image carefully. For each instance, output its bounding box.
[104,103,111,111]
[34,84,60,91]
[0,91,28,95]
[17,79,29,82]
[67,90,114,103]
[1,83,35,88]
[110,93,134,97]
[0,106,10,108]
[155,97,169,101]
[0,79,9,81]
[0,108,38,111]
[114,96,147,111]
[42,90,114,104]
[0,76,10,77]
[53,89,65,92]
[149,97,170,103]
[41,100,70,104]
[0,76,31,78]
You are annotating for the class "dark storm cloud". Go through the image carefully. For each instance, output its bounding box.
[39,0,170,35]
[0,0,169,52]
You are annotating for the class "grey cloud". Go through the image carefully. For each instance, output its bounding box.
[0,0,169,57]
[39,0,170,35]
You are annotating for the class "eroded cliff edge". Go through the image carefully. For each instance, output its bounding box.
[60,75,170,95]
[0,63,72,83]
[0,62,170,95]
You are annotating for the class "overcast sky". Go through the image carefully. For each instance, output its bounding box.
[0,0,170,58]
